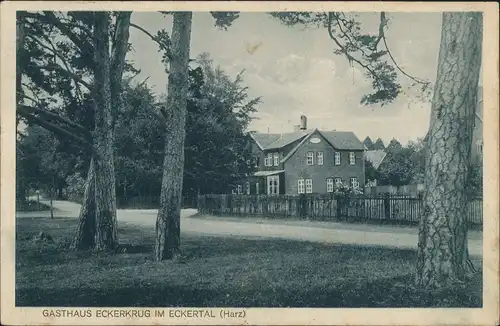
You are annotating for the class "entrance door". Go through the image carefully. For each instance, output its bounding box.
[267,175,279,195]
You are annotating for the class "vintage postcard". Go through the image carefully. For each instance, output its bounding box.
[1,1,499,325]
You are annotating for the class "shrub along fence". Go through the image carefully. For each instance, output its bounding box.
[197,194,483,226]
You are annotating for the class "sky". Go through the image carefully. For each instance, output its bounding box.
[126,12,444,145]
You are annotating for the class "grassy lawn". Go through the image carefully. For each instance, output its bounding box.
[16,217,482,308]
[16,200,51,212]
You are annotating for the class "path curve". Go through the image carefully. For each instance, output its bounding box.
[18,198,482,257]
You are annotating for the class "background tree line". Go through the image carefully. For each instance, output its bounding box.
[17,53,258,208]
[363,136,482,196]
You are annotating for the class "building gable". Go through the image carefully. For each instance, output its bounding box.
[281,129,364,163]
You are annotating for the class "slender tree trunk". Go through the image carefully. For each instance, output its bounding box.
[72,158,96,250]
[16,12,26,110]
[16,13,27,204]
[416,12,482,288]
[93,12,118,252]
[110,12,132,126]
[154,12,193,261]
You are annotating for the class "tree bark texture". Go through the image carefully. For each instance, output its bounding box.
[72,157,96,250]
[93,12,118,252]
[154,12,193,261]
[416,12,482,288]
[110,12,132,125]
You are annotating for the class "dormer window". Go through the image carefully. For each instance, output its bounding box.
[273,153,280,166]
[306,152,314,165]
[349,152,356,165]
[334,152,341,165]
[264,153,273,167]
[317,151,324,165]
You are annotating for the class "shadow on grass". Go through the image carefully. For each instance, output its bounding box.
[16,273,482,308]
[15,217,483,308]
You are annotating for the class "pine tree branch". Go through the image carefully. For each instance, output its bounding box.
[371,12,387,51]
[327,13,378,79]
[42,63,93,91]
[130,23,159,43]
[333,13,370,59]
[43,11,94,57]
[19,102,91,140]
[23,11,94,58]
[129,23,170,54]
[17,105,95,154]
[26,33,92,93]
[382,33,430,86]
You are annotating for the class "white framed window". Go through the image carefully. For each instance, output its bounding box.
[317,151,324,165]
[265,153,273,167]
[350,177,359,189]
[305,179,313,194]
[334,178,342,188]
[254,156,259,168]
[273,152,280,166]
[245,182,250,195]
[334,152,341,165]
[237,185,243,194]
[326,178,334,193]
[297,179,305,194]
[349,152,356,165]
[306,151,314,165]
[232,189,237,195]
[267,175,279,195]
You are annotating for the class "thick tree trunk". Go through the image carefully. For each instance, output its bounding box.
[416,12,482,288]
[71,12,131,251]
[93,12,118,252]
[72,158,96,250]
[154,12,193,261]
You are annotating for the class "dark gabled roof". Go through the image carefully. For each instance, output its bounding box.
[250,129,365,164]
[320,131,366,150]
[250,132,282,150]
[265,129,313,150]
[280,129,365,163]
[250,129,313,150]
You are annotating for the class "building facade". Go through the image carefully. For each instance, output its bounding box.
[243,116,365,195]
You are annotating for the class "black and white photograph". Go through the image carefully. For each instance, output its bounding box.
[1,1,499,325]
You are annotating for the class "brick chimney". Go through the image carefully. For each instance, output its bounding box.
[300,115,307,130]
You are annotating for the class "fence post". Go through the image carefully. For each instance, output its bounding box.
[383,193,390,220]
[299,194,306,219]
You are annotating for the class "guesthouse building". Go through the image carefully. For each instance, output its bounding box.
[241,116,366,195]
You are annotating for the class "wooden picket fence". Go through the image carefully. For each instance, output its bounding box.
[197,194,483,226]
